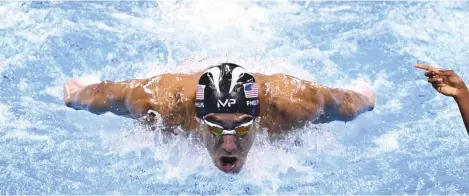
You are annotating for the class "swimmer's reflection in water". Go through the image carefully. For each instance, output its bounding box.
[416,64,469,134]
[64,63,375,173]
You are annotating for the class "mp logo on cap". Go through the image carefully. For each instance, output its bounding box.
[218,99,236,108]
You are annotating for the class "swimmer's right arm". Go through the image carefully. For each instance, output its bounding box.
[64,78,152,118]
[415,64,469,134]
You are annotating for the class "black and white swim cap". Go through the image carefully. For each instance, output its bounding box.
[195,63,260,118]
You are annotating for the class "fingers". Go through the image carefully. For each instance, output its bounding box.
[424,71,437,77]
[423,69,456,80]
[432,82,446,87]
[435,69,457,77]
[424,71,445,83]
[432,83,446,92]
[415,64,431,70]
[428,77,442,84]
[428,77,446,89]
[415,64,442,72]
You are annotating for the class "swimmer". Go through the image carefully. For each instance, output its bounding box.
[416,64,469,134]
[64,63,375,173]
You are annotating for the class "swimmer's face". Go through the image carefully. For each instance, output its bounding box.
[201,113,257,173]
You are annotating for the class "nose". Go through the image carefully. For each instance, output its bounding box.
[221,135,238,153]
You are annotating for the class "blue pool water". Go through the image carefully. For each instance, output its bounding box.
[1,1,469,194]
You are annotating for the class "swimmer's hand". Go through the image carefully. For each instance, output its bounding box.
[415,64,469,99]
[350,83,376,107]
[63,78,98,104]
[64,78,88,103]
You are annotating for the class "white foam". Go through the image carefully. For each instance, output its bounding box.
[109,1,343,76]
[77,75,102,85]
[373,132,400,152]
[3,130,50,141]
[0,61,4,75]
[0,4,29,29]
[43,84,63,100]
[0,104,10,127]
[320,5,352,13]
[94,21,121,33]
[17,78,29,92]
[379,99,402,113]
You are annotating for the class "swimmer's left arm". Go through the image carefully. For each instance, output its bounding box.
[316,84,375,123]
[255,73,375,129]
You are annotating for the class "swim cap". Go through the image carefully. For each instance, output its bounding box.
[195,63,260,118]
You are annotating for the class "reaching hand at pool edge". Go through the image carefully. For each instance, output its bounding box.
[415,64,469,135]
[415,64,468,97]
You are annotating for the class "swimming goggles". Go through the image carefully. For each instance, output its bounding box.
[203,118,254,137]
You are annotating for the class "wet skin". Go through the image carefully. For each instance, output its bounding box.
[64,71,375,173]
[416,64,469,135]
[202,113,256,173]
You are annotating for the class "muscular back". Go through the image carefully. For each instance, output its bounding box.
[65,72,374,134]
[255,74,324,134]
[125,73,201,130]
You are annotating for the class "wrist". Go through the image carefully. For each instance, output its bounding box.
[454,87,469,101]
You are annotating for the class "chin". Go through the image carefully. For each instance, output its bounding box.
[216,156,244,173]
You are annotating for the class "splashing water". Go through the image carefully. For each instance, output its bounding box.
[1,1,469,194]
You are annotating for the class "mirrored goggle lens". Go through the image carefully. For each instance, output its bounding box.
[234,120,253,136]
[205,122,224,135]
[204,120,254,136]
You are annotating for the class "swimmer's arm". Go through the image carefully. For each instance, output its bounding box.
[64,78,151,118]
[316,85,375,123]
[255,73,375,128]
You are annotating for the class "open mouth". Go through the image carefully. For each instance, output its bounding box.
[220,156,238,172]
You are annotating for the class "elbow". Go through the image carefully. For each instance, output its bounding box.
[323,90,374,122]
[87,107,106,115]
[64,97,84,111]
[337,108,359,122]
[86,100,107,115]
[337,103,374,122]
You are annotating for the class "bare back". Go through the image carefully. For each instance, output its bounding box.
[255,74,324,134]
[124,73,201,130]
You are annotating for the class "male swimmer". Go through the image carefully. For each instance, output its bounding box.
[64,63,375,173]
[416,64,469,134]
